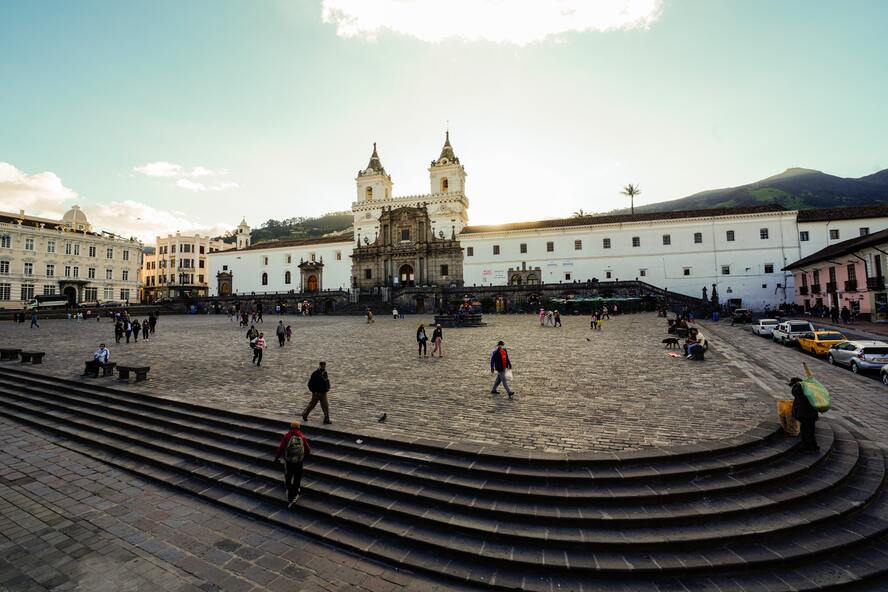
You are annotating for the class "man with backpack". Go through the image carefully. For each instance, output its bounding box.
[302,361,332,424]
[274,420,311,508]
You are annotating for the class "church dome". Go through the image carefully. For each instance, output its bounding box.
[62,205,91,231]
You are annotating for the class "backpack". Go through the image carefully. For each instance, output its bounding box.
[284,432,305,463]
[249,337,258,349]
[799,376,831,412]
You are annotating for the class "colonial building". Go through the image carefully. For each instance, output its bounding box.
[0,206,142,308]
[207,133,888,310]
[785,226,888,320]
[351,205,463,290]
[141,231,233,302]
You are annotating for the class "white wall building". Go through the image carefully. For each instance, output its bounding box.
[207,133,888,310]
[0,206,142,308]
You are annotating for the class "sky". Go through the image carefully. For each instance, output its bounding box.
[1,0,887,244]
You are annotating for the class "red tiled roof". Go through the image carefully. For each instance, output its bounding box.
[796,205,888,222]
[784,227,888,270]
[233,234,354,252]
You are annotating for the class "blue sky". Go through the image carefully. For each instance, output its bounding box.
[1,0,886,242]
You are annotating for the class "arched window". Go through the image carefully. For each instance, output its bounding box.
[366,187,373,200]
[441,178,449,192]
[284,271,291,284]
[526,273,538,285]
[261,272,268,286]
[510,274,522,286]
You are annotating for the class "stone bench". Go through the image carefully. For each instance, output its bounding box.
[118,365,150,382]
[0,348,22,361]
[83,361,116,377]
[20,351,45,364]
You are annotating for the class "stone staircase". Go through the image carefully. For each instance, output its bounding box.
[0,367,886,591]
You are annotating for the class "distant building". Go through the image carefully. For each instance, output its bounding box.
[207,133,888,310]
[141,232,233,302]
[0,206,142,308]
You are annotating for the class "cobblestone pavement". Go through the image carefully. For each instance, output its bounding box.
[0,416,469,592]
[1,313,770,453]
[700,320,888,450]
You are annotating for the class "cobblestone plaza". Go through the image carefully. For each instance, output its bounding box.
[5,312,773,453]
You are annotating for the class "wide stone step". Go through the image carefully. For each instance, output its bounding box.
[0,384,839,507]
[0,392,881,561]
[0,368,792,476]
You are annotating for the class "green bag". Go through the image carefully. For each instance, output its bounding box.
[800,376,831,412]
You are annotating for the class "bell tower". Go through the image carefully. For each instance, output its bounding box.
[429,131,466,195]
[355,142,393,203]
[236,218,251,250]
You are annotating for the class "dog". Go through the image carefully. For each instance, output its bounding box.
[662,337,680,349]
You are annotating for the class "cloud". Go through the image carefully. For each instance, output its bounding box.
[89,200,234,243]
[321,0,663,45]
[0,162,232,243]
[0,162,79,218]
[133,161,183,177]
[175,179,240,192]
[133,161,235,191]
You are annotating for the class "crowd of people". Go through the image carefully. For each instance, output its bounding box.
[112,311,157,344]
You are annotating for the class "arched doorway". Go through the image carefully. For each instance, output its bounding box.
[415,295,425,313]
[399,264,415,287]
[324,299,334,314]
[510,274,522,286]
[306,275,318,292]
[63,286,77,306]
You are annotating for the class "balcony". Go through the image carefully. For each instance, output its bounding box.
[867,276,886,290]
[844,280,858,292]
[811,284,821,294]
[798,286,809,295]
[826,282,837,293]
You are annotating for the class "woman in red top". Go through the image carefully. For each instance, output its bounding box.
[274,420,311,507]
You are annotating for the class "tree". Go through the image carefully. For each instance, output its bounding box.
[572,209,587,218]
[621,184,641,215]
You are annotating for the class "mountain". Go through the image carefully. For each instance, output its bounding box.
[630,167,888,214]
[219,211,353,245]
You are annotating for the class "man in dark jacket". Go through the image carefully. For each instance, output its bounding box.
[274,420,311,508]
[489,341,514,399]
[302,362,332,424]
[790,377,819,451]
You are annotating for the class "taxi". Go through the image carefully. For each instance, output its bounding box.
[798,330,848,355]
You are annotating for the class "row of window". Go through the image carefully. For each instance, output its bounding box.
[261,251,343,266]
[0,283,129,302]
[145,258,206,270]
[0,262,132,280]
[145,274,205,286]
[158,244,210,255]
[0,236,130,259]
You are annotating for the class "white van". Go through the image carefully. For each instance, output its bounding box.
[772,320,815,345]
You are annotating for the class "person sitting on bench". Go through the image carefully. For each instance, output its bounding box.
[84,343,110,376]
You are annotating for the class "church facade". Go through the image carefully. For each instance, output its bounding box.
[207,133,888,310]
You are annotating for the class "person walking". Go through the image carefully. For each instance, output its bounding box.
[538,308,546,326]
[251,333,267,366]
[553,310,562,327]
[30,312,39,329]
[366,308,374,324]
[416,324,428,357]
[149,312,157,334]
[489,341,514,398]
[274,420,311,508]
[789,375,820,451]
[246,324,259,341]
[431,324,443,357]
[285,325,292,343]
[392,307,399,320]
[131,318,140,342]
[302,362,332,424]
[114,320,123,344]
[124,319,132,343]
[276,321,286,347]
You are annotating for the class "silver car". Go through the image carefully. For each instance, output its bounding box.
[752,318,780,336]
[827,340,888,373]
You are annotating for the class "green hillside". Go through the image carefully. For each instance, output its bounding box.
[219,211,352,245]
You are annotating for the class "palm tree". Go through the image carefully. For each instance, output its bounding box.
[621,184,641,215]
[572,208,587,218]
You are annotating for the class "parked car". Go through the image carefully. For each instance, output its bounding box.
[752,318,780,336]
[772,320,816,345]
[798,331,847,355]
[731,308,753,324]
[827,340,888,373]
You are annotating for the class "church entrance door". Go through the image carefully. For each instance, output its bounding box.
[399,264,415,287]
[306,275,318,292]
[63,286,77,306]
